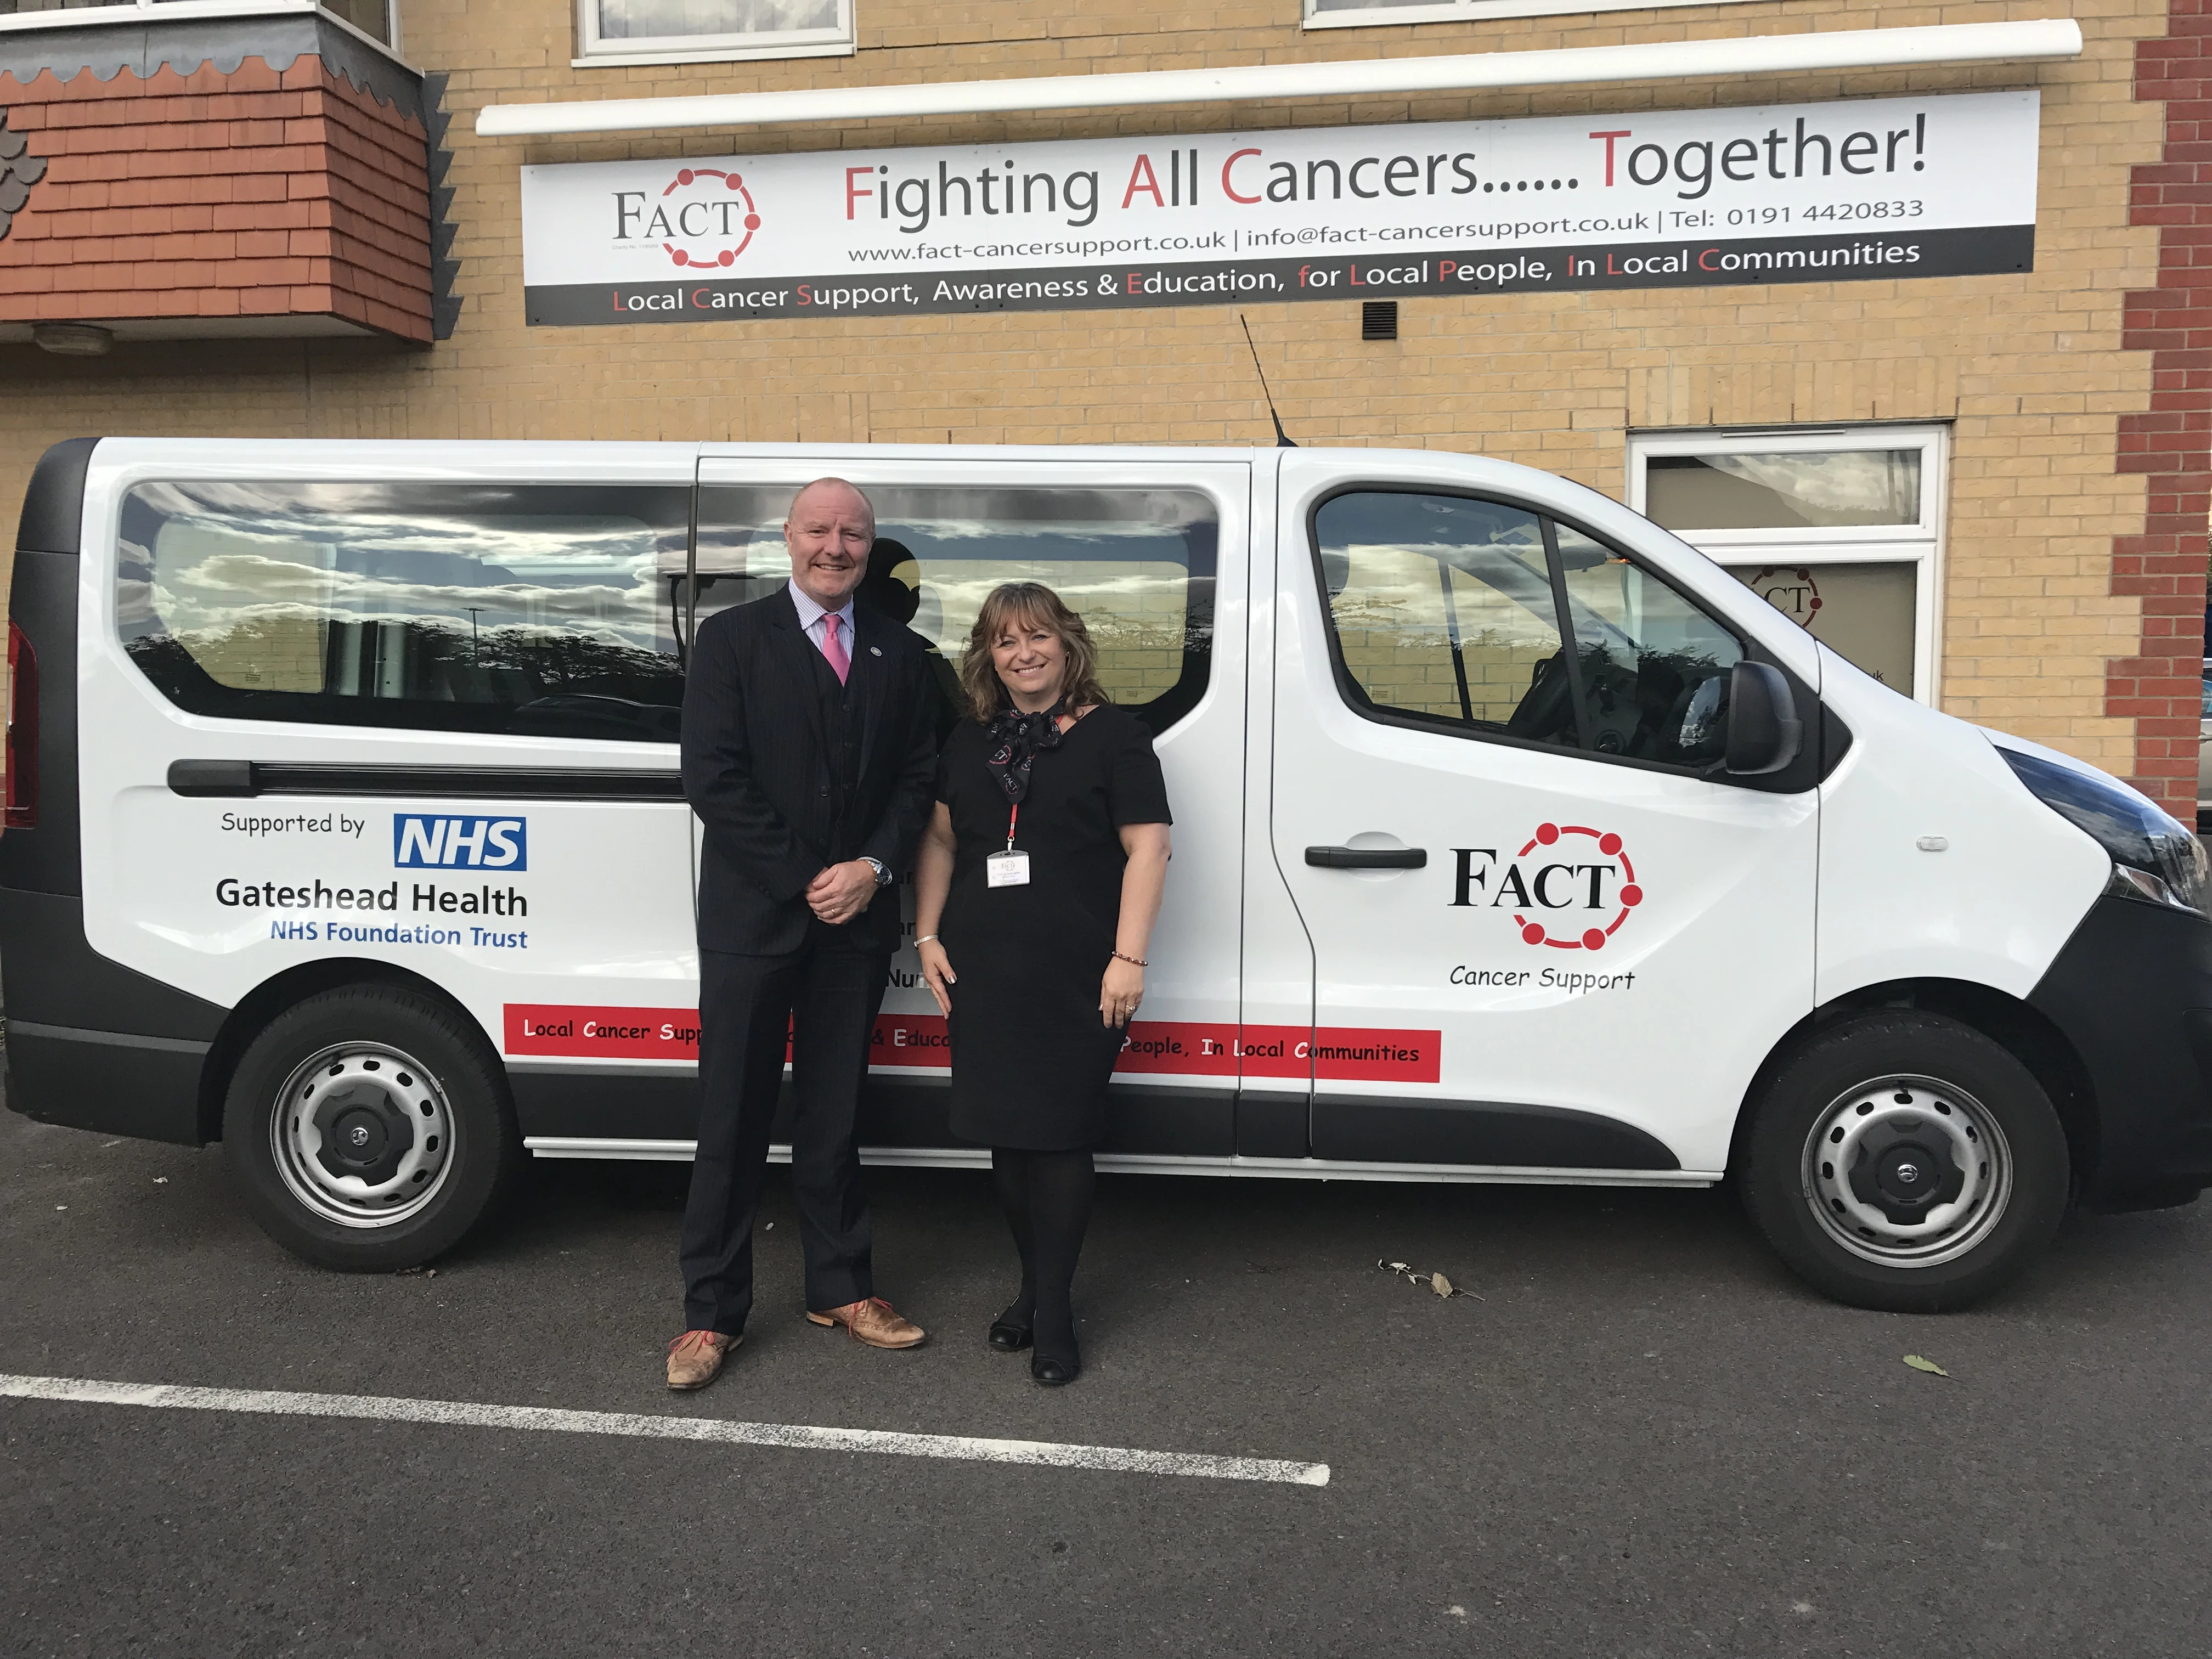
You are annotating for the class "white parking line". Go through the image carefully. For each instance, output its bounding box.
[0,1373,1330,1487]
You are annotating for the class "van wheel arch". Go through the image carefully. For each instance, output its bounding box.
[196,959,502,1144]
[1729,978,2097,1200]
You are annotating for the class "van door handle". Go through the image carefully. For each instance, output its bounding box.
[1304,845,1427,870]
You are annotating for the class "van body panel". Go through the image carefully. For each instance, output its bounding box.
[72,440,702,1081]
[1812,649,2108,1006]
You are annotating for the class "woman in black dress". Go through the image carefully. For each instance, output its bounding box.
[911,583,1172,1386]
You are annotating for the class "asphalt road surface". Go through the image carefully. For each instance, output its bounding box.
[4,1103,2209,1659]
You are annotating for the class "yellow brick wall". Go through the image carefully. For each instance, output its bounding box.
[0,0,2171,770]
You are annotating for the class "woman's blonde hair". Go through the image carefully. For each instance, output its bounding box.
[958,582,1110,724]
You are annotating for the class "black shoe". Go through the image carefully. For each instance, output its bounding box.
[1031,1349,1080,1386]
[988,1317,1033,1352]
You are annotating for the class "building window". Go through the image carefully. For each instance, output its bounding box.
[1629,426,1947,703]
[1304,0,1756,27]
[575,0,852,66]
[0,0,397,48]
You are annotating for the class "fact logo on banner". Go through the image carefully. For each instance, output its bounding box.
[1449,823,1643,951]
[394,814,528,872]
[616,166,763,271]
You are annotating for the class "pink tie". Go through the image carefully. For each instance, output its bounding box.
[820,612,850,685]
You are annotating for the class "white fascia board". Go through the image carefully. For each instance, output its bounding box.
[476,18,2082,138]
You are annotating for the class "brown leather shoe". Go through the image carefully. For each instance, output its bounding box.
[666,1328,738,1390]
[805,1297,927,1350]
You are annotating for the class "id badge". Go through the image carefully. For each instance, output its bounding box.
[986,851,1032,888]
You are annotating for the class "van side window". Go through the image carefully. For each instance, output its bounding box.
[1311,491,1577,745]
[116,482,689,742]
[1312,491,1746,771]
[1551,521,1743,767]
[694,483,1217,734]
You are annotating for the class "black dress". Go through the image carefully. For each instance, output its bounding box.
[938,703,1172,1150]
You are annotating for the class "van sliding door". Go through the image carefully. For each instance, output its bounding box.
[689,453,1251,1161]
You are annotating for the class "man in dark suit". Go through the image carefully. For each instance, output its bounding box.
[668,477,938,1390]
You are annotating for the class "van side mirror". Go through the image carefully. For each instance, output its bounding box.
[1724,661,1803,776]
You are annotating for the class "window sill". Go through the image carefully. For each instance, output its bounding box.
[1304,0,1758,27]
[572,38,853,67]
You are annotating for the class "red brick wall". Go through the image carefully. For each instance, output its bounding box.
[2118,0,2212,816]
[0,55,431,343]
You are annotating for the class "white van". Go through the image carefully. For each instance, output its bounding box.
[7,438,2208,1312]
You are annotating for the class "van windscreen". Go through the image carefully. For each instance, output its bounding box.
[116,481,690,742]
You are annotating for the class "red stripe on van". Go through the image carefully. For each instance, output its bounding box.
[503,1006,1440,1085]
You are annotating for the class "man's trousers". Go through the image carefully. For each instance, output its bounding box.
[679,929,891,1335]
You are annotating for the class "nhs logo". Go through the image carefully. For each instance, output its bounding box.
[394,814,527,871]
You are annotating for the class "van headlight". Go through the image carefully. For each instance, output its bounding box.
[1999,746,2208,917]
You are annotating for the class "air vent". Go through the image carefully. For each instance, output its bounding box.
[1361,300,1398,341]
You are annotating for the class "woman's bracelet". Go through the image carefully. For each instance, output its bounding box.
[916,934,940,946]
[1111,949,1148,967]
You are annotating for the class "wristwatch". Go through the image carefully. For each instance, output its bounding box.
[863,856,891,886]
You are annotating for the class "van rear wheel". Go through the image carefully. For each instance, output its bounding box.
[223,985,520,1271]
[1741,1012,2068,1312]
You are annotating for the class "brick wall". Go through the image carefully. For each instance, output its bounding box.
[2117,0,2212,812]
[0,0,2196,796]
[0,54,431,341]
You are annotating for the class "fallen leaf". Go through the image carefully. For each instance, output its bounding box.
[1432,1272,1454,1297]
[153,1177,168,1185]
[1902,1354,1949,1377]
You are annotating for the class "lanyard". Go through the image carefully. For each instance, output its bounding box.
[1004,801,1019,853]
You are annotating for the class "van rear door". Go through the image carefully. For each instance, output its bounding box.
[1266,455,1819,1177]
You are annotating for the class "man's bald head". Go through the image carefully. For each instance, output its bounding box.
[784,477,876,610]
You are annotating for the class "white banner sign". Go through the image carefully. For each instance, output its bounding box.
[519,90,2038,326]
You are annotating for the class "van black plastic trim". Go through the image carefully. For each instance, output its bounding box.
[16,437,98,556]
[5,1027,206,1146]
[1311,1093,1680,1170]
[2027,892,2212,1209]
[8,1019,210,1055]
[167,761,686,801]
[0,888,226,1041]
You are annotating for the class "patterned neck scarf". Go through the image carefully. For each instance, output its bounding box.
[984,697,1069,805]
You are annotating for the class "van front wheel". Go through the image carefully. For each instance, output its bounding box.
[222,986,520,1271]
[1742,1012,2068,1312]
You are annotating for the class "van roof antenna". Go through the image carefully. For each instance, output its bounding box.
[1239,313,1297,448]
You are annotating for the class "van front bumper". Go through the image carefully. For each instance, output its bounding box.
[2027,891,2212,1210]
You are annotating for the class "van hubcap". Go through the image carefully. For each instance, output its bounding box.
[1802,1074,2011,1268]
[272,1043,454,1229]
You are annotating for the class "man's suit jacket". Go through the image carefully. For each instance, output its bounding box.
[682,587,938,956]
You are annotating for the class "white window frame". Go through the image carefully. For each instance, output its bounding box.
[0,0,403,59]
[1302,0,1760,30]
[1627,424,1949,707]
[572,0,851,67]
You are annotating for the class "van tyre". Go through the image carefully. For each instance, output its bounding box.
[1741,1012,2068,1313]
[222,985,521,1271]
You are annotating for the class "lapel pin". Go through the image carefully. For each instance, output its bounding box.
[870,646,882,656]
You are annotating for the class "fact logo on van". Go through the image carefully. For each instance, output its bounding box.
[394,814,527,872]
[1449,823,1643,951]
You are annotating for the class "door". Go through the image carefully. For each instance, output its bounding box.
[1267,460,1819,1176]
[686,452,1252,1158]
